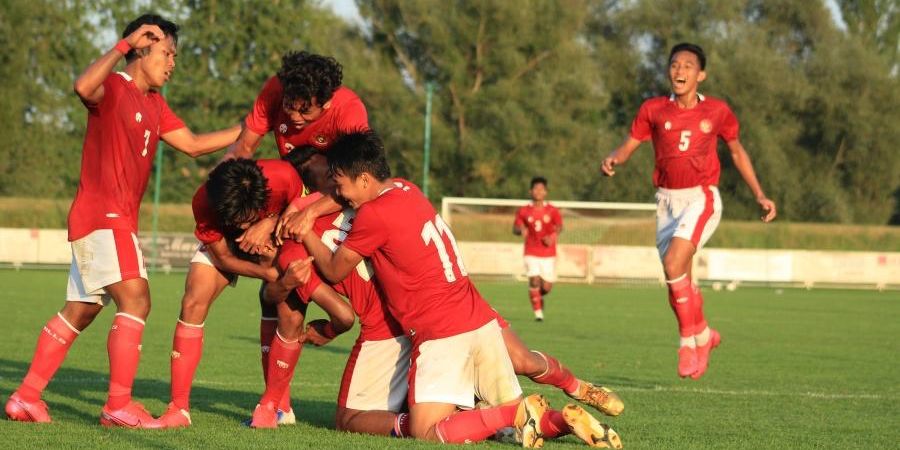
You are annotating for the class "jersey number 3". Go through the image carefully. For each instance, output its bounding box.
[421,214,468,282]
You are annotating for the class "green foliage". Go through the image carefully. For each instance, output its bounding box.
[0,0,898,223]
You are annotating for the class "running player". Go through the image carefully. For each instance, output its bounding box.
[514,176,563,321]
[5,14,241,427]
[601,42,777,379]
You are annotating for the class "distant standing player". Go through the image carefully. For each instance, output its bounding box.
[5,14,241,426]
[514,176,563,321]
[601,42,776,379]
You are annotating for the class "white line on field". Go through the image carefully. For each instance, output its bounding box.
[1,376,892,400]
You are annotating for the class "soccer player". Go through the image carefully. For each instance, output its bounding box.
[155,158,353,428]
[514,176,563,321]
[300,131,621,448]
[5,14,242,427]
[601,42,777,379]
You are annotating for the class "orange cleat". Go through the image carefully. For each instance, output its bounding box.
[249,402,278,429]
[152,402,192,428]
[100,401,157,428]
[5,392,51,423]
[678,346,698,378]
[691,329,721,380]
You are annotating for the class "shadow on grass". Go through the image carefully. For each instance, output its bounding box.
[0,358,336,429]
[228,335,352,355]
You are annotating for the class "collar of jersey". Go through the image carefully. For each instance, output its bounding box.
[669,92,705,102]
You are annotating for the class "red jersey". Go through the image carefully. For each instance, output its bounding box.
[514,202,562,257]
[68,72,185,241]
[192,159,302,244]
[244,76,369,156]
[341,179,495,343]
[629,94,739,189]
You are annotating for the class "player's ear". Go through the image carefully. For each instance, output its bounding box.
[698,70,707,83]
[321,100,332,110]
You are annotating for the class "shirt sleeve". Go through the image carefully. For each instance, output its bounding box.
[552,207,563,231]
[192,187,224,244]
[276,241,322,303]
[335,97,369,133]
[718,103,740,142]
[244,76,282,136]
[514,208,526,228]
[341,205,388,258]
[629,100,654,142]
[158,96,186,134]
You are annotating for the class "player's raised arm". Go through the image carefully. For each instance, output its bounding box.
[74,24,164,106]
[302,233,362,283]
[725,139,776,222]
[601,136,642,176]
[161,124,242,158]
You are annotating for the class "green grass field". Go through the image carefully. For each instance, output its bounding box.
[0,270,897,449]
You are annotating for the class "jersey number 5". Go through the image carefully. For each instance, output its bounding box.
[421,214,468,282]
[678,130,691,152]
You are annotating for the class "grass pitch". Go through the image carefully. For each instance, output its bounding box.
[0,269,897,449]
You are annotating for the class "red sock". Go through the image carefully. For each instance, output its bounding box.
[666,275,697,338]
[391,412,411,438]
[692,285,707,332]
[435,403,518,443]
[540,409,570,438]
[170,320,204,410]
[260,318,277,383]
[107,313,145,410]
[529,288,542,312]
[531,351,580,394]
[259,331,302,406]
[17,313,80,402]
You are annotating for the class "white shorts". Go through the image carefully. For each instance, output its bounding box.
[338,336,412,412]
[66,229,147,306]
[523,256,557,283]
[190,245,238,286]
[655,186,722,259]
[410,319,522,408]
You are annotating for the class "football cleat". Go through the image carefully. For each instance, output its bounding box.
[277,408,296,425]
[249,402,278,429]
[567,381,624,416]
[677,346,698,378]
[562,404,623,449]
[5,392,51,423]
[690,329,721,380]
[152,402,191,428]
[100,401,157,428]
[514,394,548,448]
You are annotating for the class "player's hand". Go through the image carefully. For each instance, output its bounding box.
[304,319,335,347]
[758,197,777,223]
[280,257,314,290]
[601,156,618,176]
[125,24,164,50]
[541,233,556,247]
[279,209,315,242]
[236,216,277,254]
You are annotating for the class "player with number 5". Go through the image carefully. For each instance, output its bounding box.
[600,43,777,380]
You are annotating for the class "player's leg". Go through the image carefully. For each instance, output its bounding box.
[256,285,299,422]
[157,258,232,428]
[501,327,624,416]
[537,257,557,316]
[335,336,412,436]
[250,292,306,428]
[5,257,105,423]
[685,187,723,379]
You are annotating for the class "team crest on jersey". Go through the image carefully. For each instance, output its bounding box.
[135,112,142,123]
[315,134,328,146]
[279,123,288,134]
[527,217,534,223]
[664,121,672,131]
[543,214,550,222]
[700,119,712,134]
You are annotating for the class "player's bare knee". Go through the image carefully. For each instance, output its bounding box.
[180,294,211,323]
[528,277,541,289]
[334,407,356,431]
[60,302,103,331]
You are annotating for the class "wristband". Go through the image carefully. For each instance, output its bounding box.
[321,322,337,339]
[114,39,132,56]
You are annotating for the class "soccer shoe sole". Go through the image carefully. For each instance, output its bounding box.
[562,404,623,449]
[515,394,548,448]
[569,382,625,417]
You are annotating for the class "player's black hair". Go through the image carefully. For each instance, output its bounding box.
[327,130,391,181]
[531,176,548,189]
[206,159,270,230]
[284,145,325,190]
[277,51,343,107]
[121,14,179,63]
[669,42,706,70]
